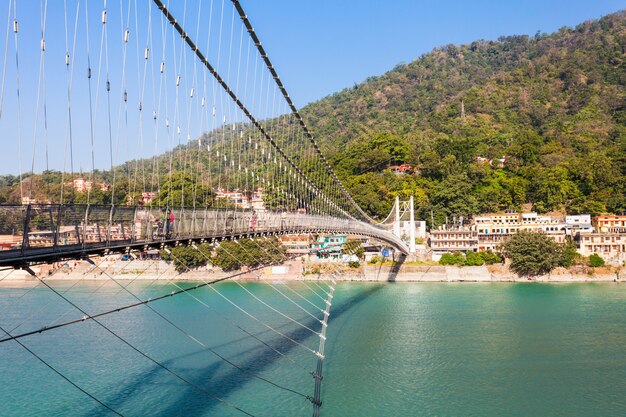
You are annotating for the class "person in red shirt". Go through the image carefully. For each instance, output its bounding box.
[166,210,175,238]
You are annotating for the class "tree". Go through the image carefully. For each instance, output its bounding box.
[428,173,478,225]
[502,231,561,276]
[558,239,580,268]
[212,237,286,271]
[156,172,212,207]
[160,243,211,273]
[588,253,605,268]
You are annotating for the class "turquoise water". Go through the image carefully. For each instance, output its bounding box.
[1,281,626,416]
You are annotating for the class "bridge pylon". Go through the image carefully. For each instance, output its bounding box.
[385,196,418,254]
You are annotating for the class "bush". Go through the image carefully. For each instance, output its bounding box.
[477,250,503,265]
[348,261,361,269]
[464,251,484,266]
[502,231,561,277]
[439,252,465,266]
[368,255,382,264]
[588,253,605,267]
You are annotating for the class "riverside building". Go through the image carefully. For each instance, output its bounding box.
[474,212,566,251]
[578,232,626,266]
[429,226,478,257]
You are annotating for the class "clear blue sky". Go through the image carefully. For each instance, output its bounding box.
[243,0,626,107]
[0,0,624,175]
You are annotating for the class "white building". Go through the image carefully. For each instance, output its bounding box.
[564,214,593,236]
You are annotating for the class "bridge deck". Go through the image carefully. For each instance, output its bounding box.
[0,204,408,267]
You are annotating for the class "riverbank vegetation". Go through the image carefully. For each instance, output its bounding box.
[160,237,285,273]
[439,250,503,267]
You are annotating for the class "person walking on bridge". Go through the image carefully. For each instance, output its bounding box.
[166,209,175,238]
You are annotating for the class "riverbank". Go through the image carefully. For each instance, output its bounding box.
[0,259,621,284]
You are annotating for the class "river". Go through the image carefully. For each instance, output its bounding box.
[1,281,625,416]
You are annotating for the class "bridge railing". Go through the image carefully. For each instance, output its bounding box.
[0,204,408,264]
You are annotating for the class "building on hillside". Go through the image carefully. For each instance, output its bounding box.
[250,188,265,210]
[215,189,248,208]
[490,157,507,168]
[429,226,478,259]
[474,213,521,251]
[388,164,412,175]
[73,178,93,193]
[215,188,265,210]
[141,192,158,205]
[578,232,626,266]
[593,215,626,233]
[279,234,313,256]
[565,215,594,236]
[475,156,506,168]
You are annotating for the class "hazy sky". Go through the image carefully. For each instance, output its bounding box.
[0,0,624,175]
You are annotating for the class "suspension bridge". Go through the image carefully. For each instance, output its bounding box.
[0,1,414,415]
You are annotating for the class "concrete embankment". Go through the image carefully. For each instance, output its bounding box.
[322,264,620,283]
[1,260,620,284]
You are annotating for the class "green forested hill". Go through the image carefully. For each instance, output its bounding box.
[300,11,626,222]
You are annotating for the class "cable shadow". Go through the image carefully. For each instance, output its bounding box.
[84,283,386,417]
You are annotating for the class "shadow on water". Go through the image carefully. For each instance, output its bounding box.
[84,283,387,417]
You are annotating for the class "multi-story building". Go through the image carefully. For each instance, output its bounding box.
[474,212,567,250]
[215,188,265,210]
[429,227,478,256]
[73,178,93,193]
[593,215,626,233]
[474,213,521,251]
[310,234,346,260]
[564,215,594,237]
[578,232,626,266]
[398,219,427,240]
[215,189,248,207]
[279,234,313,256]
